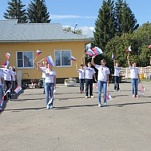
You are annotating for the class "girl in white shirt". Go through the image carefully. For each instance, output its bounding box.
[37,62,56,109]
[127,55,140,98]
[91,56,110,107]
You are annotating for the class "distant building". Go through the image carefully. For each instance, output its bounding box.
[0,19,92,83]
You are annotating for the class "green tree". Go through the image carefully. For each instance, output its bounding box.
[115,0,139,36]
[4,0,27,23]
[63,26,82,35]
[93,0,116,50]
[27,0,50,23]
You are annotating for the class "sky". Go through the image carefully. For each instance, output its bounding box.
[0,0,151,37]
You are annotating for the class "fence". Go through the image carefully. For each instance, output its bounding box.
[120,66,151,79]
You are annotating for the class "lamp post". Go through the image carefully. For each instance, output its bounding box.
[73,23,78,34]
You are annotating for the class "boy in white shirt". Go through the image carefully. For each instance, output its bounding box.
[76,64,85,93]
[91,56,110,107]
[2,66,12,100]
[113,59,121,91]
[127,55,140,98]
[82,56,96,98]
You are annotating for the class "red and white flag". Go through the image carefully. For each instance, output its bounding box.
[71,56,76,61]
[14,86,22,94]
[86,48,95,57]
[2,60,9,67]
[106,91,112,100]
[36,50,42,56]
[148,45,151,49]
[125,46,132,53]
[92,47,103,56]
[6,53,11,60]
[140,85,145,95]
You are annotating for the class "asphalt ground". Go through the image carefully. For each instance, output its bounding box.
[0,82,151,151]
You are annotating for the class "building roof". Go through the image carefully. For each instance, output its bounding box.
[0,19,92,43]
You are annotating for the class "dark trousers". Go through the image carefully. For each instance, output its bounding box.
[85,79,93,96]
[5,81,12,99]
[79,79,85,92]
[12,81,17,93]
[114,76,120,91]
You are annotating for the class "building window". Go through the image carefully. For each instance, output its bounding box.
[17,52,34,68]
[55,50,71,67]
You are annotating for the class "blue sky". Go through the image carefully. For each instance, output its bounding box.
[0,0,151,36]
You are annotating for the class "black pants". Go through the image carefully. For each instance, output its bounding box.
[114,76,120,91]
[85,79,93,96]
[5,81,12,99]
[79,79,85,92]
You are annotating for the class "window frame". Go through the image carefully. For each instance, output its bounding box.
[54,50,72,68]
[16,51,34,69]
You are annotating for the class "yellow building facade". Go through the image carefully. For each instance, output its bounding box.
[0,20,92,83]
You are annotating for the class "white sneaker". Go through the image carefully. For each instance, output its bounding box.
[50,105,53,109]
[104,102,107,107]
[85,96,88,99]
[98,103,102,107]
[91,95,94,98]
[46,105,50,109]
[48,98,53,105]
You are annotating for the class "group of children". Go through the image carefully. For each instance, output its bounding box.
[0,53,140,110]
[0,65,17,109]
[33,53,141,110]
[76,55,140,107]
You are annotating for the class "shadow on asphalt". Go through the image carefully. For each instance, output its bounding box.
[0,90,24,114]
[109,101,151,107]
[4,107,46,112]
[14,97,45,101]
[3,99,151,112]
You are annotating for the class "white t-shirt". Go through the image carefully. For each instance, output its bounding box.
[95,65,110,82]
[44,69,56,83]
[11,71,16,81]
[2,68,12,81]
[84,66,96,79]
[114,66,121,77]
[77,69,85,79]
[40,67,46,78]
[129,66,139,79]
[0,70,4,85]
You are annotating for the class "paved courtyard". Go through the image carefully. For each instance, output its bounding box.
[0,82,151,151]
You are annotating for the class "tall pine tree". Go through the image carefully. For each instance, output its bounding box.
[27,0,50,23]
[93,0,116,50]
[4,0,27,23]
[115,0,139,36]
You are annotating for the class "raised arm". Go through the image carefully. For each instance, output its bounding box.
[113,59,116,66]
[81,54,85,66]
[91,56,96,66]
[127,53,131,66]
[34,58,44,71]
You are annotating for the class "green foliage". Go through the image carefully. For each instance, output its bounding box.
[27,0,50,23]
[93,0,116,50]
[63,27,82,35]
[104,23,151,69]
[4,0,27,23]
[115,0,139,36]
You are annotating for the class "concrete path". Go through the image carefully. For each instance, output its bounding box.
[1,82,151,151]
